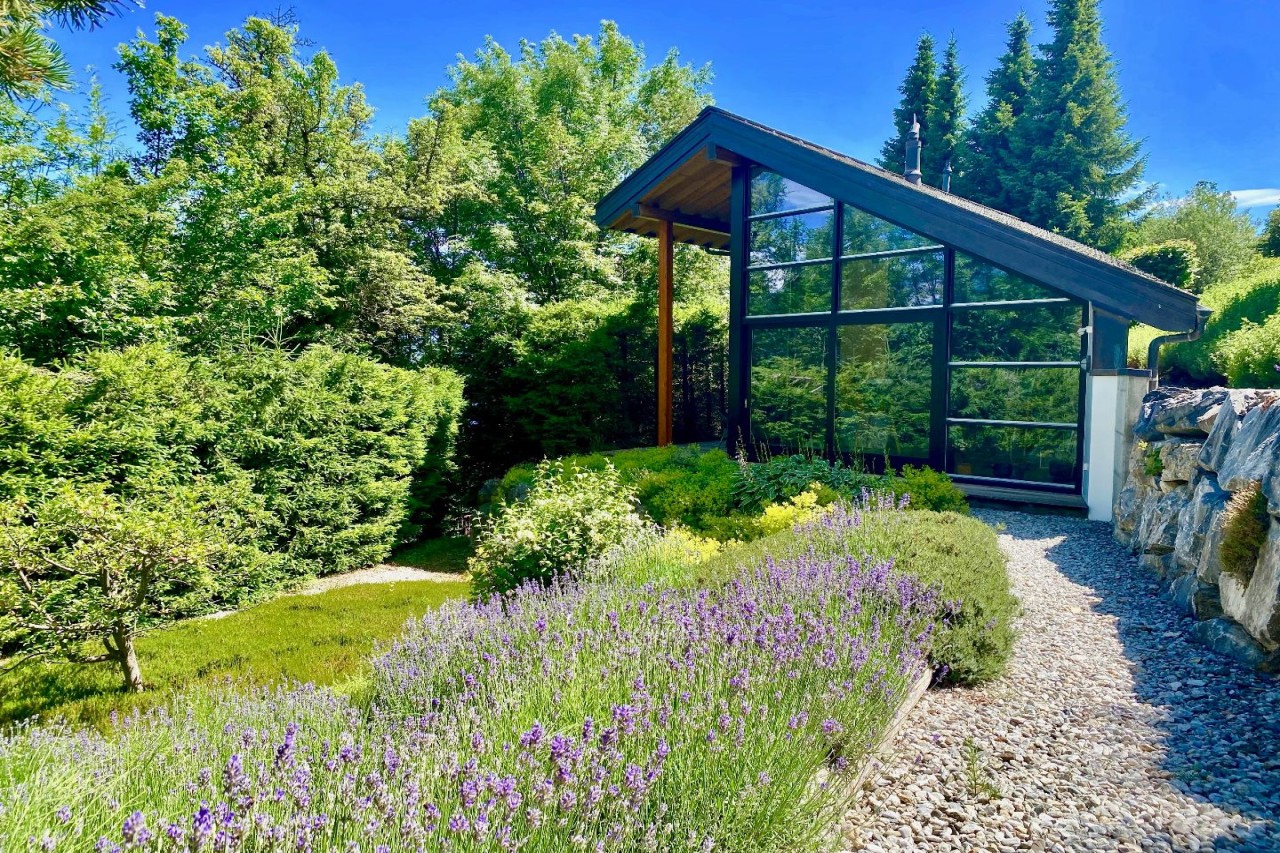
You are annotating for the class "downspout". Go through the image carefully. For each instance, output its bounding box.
[1147,306,1213,390]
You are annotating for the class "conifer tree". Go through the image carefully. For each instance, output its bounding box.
[925,35,966,187]
[957,13,1035,212]
[1015,0,1147,250]
[878,34,938,177]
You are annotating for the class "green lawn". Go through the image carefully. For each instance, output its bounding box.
[0,577,469,730]
[390,535,473,572]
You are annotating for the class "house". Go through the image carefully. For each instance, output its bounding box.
[594,107,1205,519]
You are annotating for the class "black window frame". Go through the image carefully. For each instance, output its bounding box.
[734,166,1088,494]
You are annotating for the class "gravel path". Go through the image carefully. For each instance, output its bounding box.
[297,564,462,594]
[840,510,1280,853]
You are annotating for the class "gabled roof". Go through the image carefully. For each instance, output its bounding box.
[595,107,1201,332]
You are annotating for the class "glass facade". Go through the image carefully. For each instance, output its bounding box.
[743,168,1085,491]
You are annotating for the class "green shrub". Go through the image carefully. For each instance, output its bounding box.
[892,464,969,513]
[1221,481,1269,584]
[1141,258,1280,386]
[701,508,1015,685]
[469,460,646,599]
[1118,240,1200,290]
[732,452,891,512]
[496,446,740,537]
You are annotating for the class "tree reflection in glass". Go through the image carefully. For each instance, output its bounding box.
[836,323,932,459]
[749,326,827,452]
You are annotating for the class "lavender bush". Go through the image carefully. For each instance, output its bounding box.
[0,536,940,852]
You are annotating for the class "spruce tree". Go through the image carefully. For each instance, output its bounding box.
[1015,0,1147,250]
[878,34,938,178]
[957,13,1035,212]
[925,35,966,187]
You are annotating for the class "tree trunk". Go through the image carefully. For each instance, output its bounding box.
[113,626,145,693]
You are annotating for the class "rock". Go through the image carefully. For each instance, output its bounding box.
[1133,387,1191,441]
[1191,617,1280,671]
[1218,519,1280,649]
[1218,398,1280,492]
[1113,484,1141,543]
[1167,573,1223,620]
[1140,552,1173,577]
[1159,439,1204,485]
[1152,388,1229,437]
[1198,393,1248,473]
[1136,486,1192,555]
[1173,475,1230,581]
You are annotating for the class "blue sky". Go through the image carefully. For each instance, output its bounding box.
[53,0,1280,213]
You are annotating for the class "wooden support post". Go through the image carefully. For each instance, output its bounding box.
[657,218,674,447]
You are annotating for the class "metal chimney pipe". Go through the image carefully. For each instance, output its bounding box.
[904,114,922,185]
[942,157,953,193]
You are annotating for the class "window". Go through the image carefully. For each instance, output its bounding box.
[841,250,943,310]
[836,323,932,459]
[749,326,827,452]
[747,170,834,317]
[945,252,1083,487]
[739,178,1086,489]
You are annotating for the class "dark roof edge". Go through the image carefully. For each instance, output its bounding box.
[596,107,1200,332]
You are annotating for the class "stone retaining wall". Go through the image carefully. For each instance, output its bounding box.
[1113,387,1280,671]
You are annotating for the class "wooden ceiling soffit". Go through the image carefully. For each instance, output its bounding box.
[631,203,730,238]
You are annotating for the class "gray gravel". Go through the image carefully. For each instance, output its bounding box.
[839,510,1280,852]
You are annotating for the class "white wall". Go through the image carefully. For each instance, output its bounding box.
[1084,373,1149,521]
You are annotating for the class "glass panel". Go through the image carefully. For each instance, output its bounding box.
[951,303,1082,362]
[949,424,1077,485]
[950,367,1079,424]
[748,264,832,316]
[843,206,937,255]
[750,170,832,216]
[836,323,932,459]
[749,209,835,266]
[750,326,828,451]
[953,253,1060,302]
[841,250,943,310]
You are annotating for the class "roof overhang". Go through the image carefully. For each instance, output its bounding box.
[596,107,1202,332]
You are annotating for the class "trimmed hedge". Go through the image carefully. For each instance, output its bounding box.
[699,509,1016,685]
[0,344,464,593]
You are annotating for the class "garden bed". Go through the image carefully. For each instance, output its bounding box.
[1,465,1013,851]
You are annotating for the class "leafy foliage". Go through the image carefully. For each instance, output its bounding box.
[1140,259,1280,386]
[1129,182,1261,289]
[951,1,1148,250]
[705,507,1014,685]
[732,453,890,513]
[927,36,967,184]
[0,344,464,630]
[469,460,647,599]
[894,464,970,514]
[1118,240,1200,290]
[0,483,231,691]
[1261,208,1280,258]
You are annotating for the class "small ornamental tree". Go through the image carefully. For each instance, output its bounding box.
[0,484,224,692]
